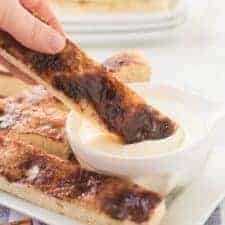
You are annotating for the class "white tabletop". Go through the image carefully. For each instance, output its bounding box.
[79,0,225,102]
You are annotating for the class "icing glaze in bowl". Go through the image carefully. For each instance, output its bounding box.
[66,83,225,195]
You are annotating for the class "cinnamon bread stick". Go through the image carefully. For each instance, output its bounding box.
[0,137,165,225]
[104,51,151,83]
[0,86,71,159]
[0,31,177,144]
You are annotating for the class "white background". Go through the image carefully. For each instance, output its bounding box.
[80,0,225,103]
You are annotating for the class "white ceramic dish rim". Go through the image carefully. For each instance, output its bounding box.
[68,27,183,44]
[63,14,186,34]
[66,83,225,161]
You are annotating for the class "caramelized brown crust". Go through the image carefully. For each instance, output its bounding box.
[0,31,177,144]
[1,220,33,225]
[0,137,162,223]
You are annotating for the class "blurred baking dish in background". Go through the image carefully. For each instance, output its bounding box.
[50,0,179,13]
[48,0,186,44]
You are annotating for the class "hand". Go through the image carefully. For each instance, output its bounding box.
[0,0,66,54]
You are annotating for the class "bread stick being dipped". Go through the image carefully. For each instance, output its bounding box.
[0,31,177,144]
[0,49,150,99]
[0,51,150,160]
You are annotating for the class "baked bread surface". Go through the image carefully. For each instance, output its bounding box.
[104,51,151,83]
[0,31,177,144]
[0,86,71,159]
[0,137,165,225]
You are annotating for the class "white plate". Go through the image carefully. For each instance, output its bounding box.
[68,25,183,44]
[161,146,225,225]
[0,146,224,225]
[62,12,186,33]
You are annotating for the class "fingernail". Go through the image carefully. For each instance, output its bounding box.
[49,33,65,53]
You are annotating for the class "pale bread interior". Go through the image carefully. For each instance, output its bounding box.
[0,177,165,225]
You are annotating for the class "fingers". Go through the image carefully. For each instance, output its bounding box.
[19,0,64,34]
[0,1,65,54]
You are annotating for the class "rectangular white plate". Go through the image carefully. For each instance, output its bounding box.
[0,146,225,225]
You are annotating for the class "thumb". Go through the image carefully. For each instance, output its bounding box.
[0,1,65,54]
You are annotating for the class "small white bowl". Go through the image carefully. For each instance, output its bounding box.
[66,83,225,195]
